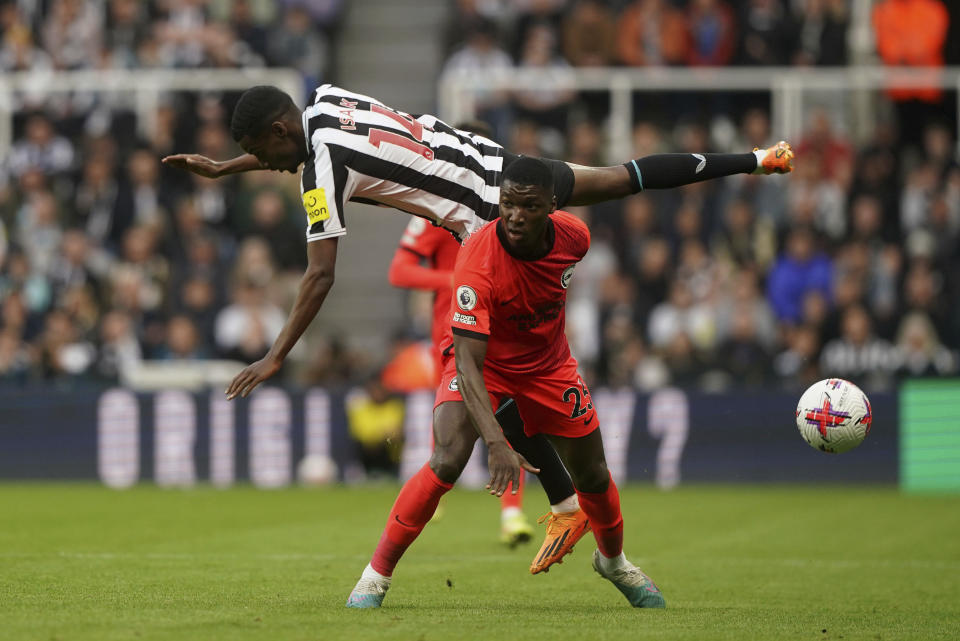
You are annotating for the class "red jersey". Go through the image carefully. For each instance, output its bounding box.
[392,217,461,355]
[449,211,589,375]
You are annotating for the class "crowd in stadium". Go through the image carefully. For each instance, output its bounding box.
[0,0,958,393]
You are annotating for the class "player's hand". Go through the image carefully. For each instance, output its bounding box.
[162,153,224,178]
[225,356,282,400]
[486,441,539,497]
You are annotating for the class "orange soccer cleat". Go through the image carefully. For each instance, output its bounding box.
[529,509,591,574]
[753,140,795,175]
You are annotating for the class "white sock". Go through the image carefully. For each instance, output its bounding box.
[596,551,628,573]
[361,563,391,585]
[501,506,522,520]
[550,494,579,514]
[751,147,765,172]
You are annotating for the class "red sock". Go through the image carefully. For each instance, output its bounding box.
[576,473,623,558]
[370,462,453,576]
[500,471,525,511]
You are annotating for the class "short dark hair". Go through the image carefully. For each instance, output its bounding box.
[502,156,554,195]
[230,86,296,142]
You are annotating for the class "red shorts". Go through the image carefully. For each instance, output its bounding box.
[434,353,598,439]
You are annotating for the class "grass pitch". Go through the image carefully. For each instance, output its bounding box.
[1,483,958,641]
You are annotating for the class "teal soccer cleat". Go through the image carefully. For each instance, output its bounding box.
[592,550,666,608]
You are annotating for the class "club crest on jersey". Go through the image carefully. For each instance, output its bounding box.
[561,265,576,289]
[448,377,459,391]
[457,285,477,311]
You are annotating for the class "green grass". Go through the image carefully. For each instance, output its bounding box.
[1,483,958,641]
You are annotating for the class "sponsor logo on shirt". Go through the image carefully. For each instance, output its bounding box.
[302,188,330,225]
[456,285,477,311]
[507,300,562,331]
[448,377,459,391]
[453,312,476,326]
[561,264,576,289]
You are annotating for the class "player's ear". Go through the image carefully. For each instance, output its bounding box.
[272,121,287,139]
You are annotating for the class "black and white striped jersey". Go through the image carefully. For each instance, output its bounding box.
[299,84,505,243]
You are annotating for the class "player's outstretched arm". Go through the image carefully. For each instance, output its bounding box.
[566,141,794,206]
[225,238,338,400]
[162,152,265,179]
[453,333,539,496]
[387,246,451,292]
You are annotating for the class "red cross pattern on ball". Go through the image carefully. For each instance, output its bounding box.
[805,396,850,440]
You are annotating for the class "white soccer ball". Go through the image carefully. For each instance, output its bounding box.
[297,454,339,486]
[795,378,873,454]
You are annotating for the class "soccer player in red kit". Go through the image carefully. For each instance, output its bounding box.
[388,219,590,566]
[347,157,665,608]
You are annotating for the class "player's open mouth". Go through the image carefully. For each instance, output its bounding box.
[506,228,524,242]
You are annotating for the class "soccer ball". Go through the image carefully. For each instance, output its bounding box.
[795,378,873,454]
[297,454,339,486]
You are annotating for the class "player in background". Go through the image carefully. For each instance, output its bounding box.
[348,158,665,608]
[389,214,588,567]
[161,84,794,405]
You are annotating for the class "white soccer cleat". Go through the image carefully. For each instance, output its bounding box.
[346,565,391,609]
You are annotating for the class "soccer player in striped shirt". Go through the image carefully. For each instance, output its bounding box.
[348,158,666,608]
[162,84,793,401]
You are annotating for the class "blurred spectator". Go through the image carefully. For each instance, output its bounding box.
[116,148,172,231]
[73,153,125,249]
[648,279,716,351]
[685,0,737,67]
[794,0,849,66]
[820,305,898,387]
[617,0,690,67]
[795,107,854,183]
[767,227,833,324]
[0,327,31,382]
[736,0,793,66]
[0,253,50,318]
[0,7,52,72]
[42,0,103,70]
[157,314,207,360]
[268,4,329,89]
[94,309,142,380]
[48,229,101,300]
[872,0,950,147]
[110,226,168,315]
[561,0,617,67]
[214,279,285,361]
[346,374,405,478]
[711,197,776,271]
[104,0,150,69]
[8,114,74,179]
[773,325,821,388]
[238,189,307,271]
[17,190,63,280]
[227,0,269,60]
[173,275,219,348]
[380,332,437,393]
[441,19,514,140]
[512,22,575,132]
[895,312,957,377]
[715,305,772,387]
[36,309,96,379]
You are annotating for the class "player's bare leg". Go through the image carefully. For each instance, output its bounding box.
[347,402,479,608]
[565,141,794,207]
[546,428,665,608]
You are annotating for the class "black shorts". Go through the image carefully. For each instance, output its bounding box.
[501,152,575,209]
